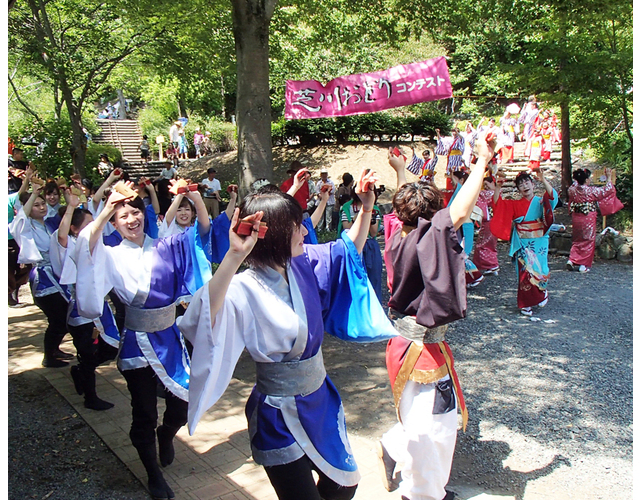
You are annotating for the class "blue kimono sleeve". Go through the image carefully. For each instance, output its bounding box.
[103,230,123,247]
[209,212,231,263]
[304,235,397,343]
[144,204,159,238]
[302,217,318,245]
[156,225,213,298]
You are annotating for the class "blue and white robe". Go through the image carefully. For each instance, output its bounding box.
[73,216,229,401]
[52,232,120,348]
[9,209,65,299]
[180,235,397,487]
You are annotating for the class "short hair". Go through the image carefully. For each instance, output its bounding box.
[239,190,303,270]
[44,181,60,196]
[289,160,303,171]
[515,172,532,187]
[70,208,92,235]
[207,168,216,174]
[392,182,444,225]
[572,169,591,185]
[342,173,353,185]
[177,197,196,224]
[143,135,148,140]
[12,147,23,155]
[452,171,468,183]
[109,195,146,223]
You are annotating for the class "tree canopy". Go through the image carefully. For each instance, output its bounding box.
[8,0,632,188]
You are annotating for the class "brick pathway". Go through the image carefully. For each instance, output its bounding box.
[8,293,514,500]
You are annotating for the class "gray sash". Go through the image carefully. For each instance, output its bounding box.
[124,302,176,332]
[388,309,447,344]
[255,350,326,397]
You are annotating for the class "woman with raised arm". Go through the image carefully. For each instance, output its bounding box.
[490,169,558,316]
[376,136,494,500]
[72,181,229,500]
[9,179,71,367]
[566,168,619,273]
[50,189,119,410]
[179,169,396,500]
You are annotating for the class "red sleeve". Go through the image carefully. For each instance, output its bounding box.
[280,178,293,193]
[490,196,514,241]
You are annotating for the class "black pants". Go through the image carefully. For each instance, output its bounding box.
[8,239,31,301]
[264,455,357,500]
[68,322,118,369]
[120,366,188,449]
[33,291,69,357]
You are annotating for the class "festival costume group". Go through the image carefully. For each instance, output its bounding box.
[9,126,621,500]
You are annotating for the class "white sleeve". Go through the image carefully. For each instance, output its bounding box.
[8,209,43,264]
[71,223,116,319]
[49,230,66,278]
[59,237,79,285]
[177,281,247,435]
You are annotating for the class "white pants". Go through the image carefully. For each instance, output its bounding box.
[381,377,458,500]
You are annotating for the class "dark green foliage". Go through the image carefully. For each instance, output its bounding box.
[275,107,451,145]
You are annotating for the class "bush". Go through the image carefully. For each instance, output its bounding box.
[84,143,123,184]
[274,106,454,145]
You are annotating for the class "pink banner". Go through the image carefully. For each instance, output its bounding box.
[285,57,452,120]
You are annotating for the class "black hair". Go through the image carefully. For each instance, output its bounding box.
[109,195,146,223]
[393,182,443,225]
[515,172,533,188]
[239,190,303,270]
[342,172,353,186]
[176,197,197,225]
[70,208,92,236]
[81,178,93,190]
[143,135,148,140]
[572,169,591,185]
[44,181,60,197]
[452,171,468,183]
[207,167,216,174]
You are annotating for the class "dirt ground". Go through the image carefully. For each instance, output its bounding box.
[8,143,633,499]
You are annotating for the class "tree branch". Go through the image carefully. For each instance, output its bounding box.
[8,74,50,133]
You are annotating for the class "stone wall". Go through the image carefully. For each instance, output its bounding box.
[549,230,632,262]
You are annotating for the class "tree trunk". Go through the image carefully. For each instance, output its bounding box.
[220,74,226,119]
[61,86,88,177]
[117,89,127,119]
[560,100,571,200]
[231,0,278,193]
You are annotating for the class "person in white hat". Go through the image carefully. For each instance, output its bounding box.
[314,168,335,232]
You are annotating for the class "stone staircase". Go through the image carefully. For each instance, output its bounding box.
[93,119,144,164]
[93,119,174,179]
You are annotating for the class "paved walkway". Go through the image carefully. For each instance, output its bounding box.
[8,293,513,500]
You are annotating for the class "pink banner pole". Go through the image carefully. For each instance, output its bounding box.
[285,57,452,120]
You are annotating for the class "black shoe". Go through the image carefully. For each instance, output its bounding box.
[42,357,69,368]
[148,475,175,500]
[70,365,84,395]
[54,349,75,360]
[8,292,18,307]
[84,396,114,411]
[376,441,397,492]
[443,490,456,500]
[157,425,177,467]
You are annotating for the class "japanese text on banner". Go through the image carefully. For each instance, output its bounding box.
[285,57,452,120]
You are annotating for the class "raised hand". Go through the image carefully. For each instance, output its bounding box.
[355,168,378,211]
[64,188,81,208]
[229,208,263,260]
[387,147,406,173]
